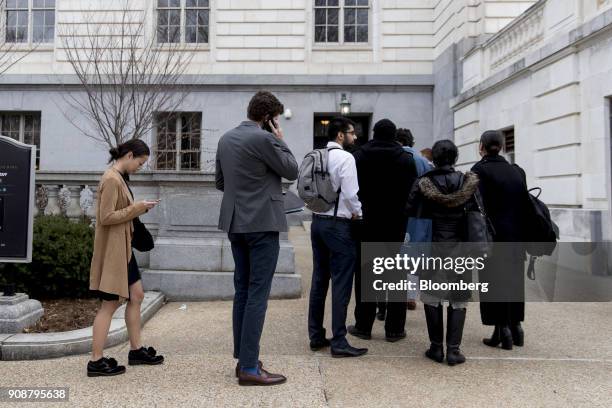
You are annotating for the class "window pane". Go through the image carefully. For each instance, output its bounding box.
[44,27,54,41]
[344,8,355,25]
[6,28,16,43]
[328,8,338,25]
[185,26,196,43]
[46,10,55,25]
[168,26,180,43]
[33,26,44,42]
[158,0,169,7]
[186,9,197,26]
[328,0,338,5]
[169,9,180,25]
[33,10,44,29]
[357,26,368,42]
[16,26,27,42]
[357,25,368,42]
[344,0,356,5]
[17,10,27,25]
[198,26,208,43]
[315,0,325,6]
[314,9,326,25]
[157,26,169,44]
[344,25,355,42]
[314,26,326,42]
[198,10,209,25]
[7,11,16,27]
[156,114,178,170]
[357,0,368,5]
[357,8,368,24]
[328,26,338,42]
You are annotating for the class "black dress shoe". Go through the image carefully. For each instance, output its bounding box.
[347,325,371,340]
[87,357,126,377]
[385,331,407,343]
[128,346,165,365]
[376,310,386,321]
[310,338,331,351]
[331,345,368,358]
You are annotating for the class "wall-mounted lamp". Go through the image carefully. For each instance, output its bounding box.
[283,108,292,120]
[339,93,351,116]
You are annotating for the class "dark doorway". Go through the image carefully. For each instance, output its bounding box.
[313,113,372,151]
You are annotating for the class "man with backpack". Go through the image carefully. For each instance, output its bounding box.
[301,117,368,358]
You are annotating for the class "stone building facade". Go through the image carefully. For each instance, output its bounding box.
[1,0,611,298]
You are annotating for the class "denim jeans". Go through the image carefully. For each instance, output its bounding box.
[229,231,280,368]
[308,216,356,348]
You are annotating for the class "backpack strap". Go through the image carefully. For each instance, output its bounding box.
[327,146,342,223]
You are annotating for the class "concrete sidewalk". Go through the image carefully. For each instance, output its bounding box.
[1,227,611,407]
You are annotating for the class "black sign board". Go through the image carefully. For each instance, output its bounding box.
[0,136,35,263]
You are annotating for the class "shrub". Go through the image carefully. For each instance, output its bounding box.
[0,216,94,299]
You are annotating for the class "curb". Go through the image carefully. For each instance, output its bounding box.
[0,291,166,361]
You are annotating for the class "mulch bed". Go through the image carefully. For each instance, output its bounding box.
[23,298,101,333]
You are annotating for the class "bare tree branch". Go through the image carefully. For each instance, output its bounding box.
[0,0,42,76]
[60,0,195,148]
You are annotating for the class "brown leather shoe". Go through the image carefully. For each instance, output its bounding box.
[238,367,287,386]
[235,360,263,378]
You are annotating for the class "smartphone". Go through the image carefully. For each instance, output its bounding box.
[262,115,276,133]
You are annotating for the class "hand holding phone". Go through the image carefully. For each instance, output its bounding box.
[266,117,283,140]
[141,199,160,210]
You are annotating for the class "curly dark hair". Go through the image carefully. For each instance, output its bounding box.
[247,91,284,122]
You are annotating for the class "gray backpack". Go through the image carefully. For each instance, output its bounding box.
[297,147,341,214]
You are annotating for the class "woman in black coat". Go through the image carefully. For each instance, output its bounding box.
[406,140,480,366]
[471,130,529,350]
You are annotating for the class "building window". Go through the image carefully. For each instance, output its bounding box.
[155,112,202,171]
[157,0,209,44]
[5,0,55,44]
[502,128,515,164]
[314,0,369,44]
[0,112,41,169]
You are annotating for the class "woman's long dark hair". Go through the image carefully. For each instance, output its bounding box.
[108,139,150,164]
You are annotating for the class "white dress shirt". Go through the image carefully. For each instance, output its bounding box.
[313,141,362,219]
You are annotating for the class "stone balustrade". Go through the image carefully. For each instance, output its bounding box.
[33,171,302,300]
[486,0,546,74]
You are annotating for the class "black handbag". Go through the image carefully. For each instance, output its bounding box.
[132,217,154,252]
[465,189,495,256]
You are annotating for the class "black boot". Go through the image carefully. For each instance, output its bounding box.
[423,304,444,363]
[483,325,513,350]
[446,306,466,366]
[510,323,524,347]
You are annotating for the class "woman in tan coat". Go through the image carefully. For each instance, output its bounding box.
[88,139,164,377]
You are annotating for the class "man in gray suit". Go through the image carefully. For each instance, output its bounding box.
[215,91,298,386]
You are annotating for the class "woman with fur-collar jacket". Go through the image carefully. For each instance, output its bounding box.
[406,139,480,366]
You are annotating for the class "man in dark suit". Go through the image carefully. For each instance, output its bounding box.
[216,91,298,386]
[348,119,418,342]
